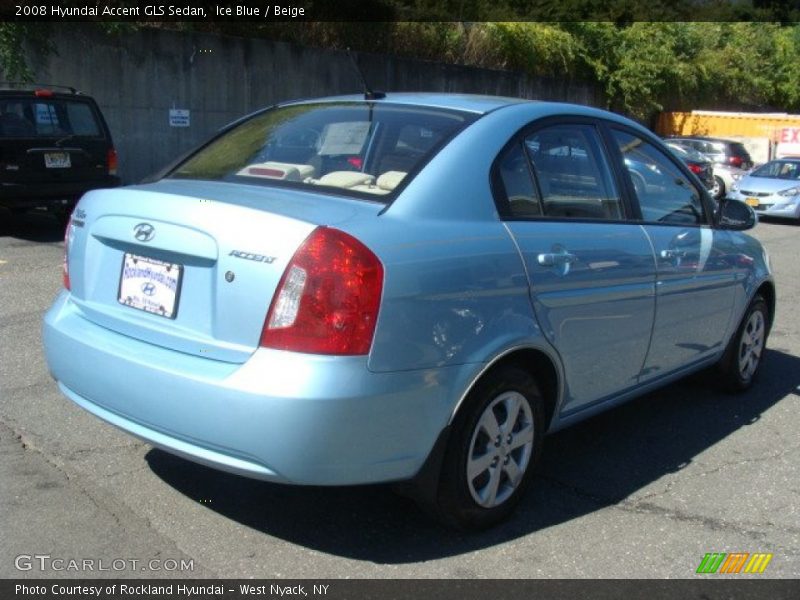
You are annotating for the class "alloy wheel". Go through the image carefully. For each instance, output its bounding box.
[466,391,534,508]
[738,310,765,380]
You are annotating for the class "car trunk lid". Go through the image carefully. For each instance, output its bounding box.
[66,180,381,363]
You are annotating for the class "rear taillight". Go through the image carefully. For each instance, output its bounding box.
[688,163,703,174]
[729,155,743,168]
[63,218,72,290]
[34,89,54,97]
[260,227,383,355]
[107,148,118,176]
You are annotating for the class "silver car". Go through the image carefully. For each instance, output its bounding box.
[730,158,800,221]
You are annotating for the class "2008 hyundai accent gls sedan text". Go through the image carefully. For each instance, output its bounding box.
[43,94,774,529]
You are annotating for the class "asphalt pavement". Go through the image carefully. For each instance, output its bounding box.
[1,211,798,579]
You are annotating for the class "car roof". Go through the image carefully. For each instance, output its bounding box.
[279,93,535,115]
[673,136,741,145]
[276,93,649,129]
[0,88,97,103]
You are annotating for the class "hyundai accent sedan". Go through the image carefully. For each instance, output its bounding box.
[43,94,774,529]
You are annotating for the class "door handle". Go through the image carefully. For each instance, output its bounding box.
[538,252,578,267]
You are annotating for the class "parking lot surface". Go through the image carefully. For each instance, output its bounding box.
[1,213,798,578]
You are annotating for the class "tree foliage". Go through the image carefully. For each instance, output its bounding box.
[5,19,800,122]
[0,23,54,81]
[243,20,800,121]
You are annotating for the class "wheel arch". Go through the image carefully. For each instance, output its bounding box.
[449,346,562,433]
[755,280,776,334]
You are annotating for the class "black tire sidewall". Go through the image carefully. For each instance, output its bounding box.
[713,176,725,200]
[720,296,769,391]
[437,364,545,530]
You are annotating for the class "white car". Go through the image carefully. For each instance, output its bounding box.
[712,163,748,201]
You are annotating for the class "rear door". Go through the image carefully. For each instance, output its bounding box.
[609,128,738,379]
[497,120,657,414]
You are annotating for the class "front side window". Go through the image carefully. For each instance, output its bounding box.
[170,102,475,201]
[613,130,706,225]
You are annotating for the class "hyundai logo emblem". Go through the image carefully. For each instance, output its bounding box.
[134,222,155,242]
[141,282,157,296]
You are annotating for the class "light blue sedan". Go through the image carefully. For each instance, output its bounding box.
[43,94,774,529]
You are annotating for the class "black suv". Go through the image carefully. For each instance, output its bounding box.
[668,136,754,170]
[0,83,120,222]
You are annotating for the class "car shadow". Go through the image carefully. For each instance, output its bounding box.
[146,348,800,562]
[0,210,66,242]
[758,215,800,226]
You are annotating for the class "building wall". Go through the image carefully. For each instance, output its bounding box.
[22,25,600,183]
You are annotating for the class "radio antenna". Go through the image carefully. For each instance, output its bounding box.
[347,48,385,101]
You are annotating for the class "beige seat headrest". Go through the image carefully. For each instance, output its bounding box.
[317,171,375,188]
[376,171,407,191]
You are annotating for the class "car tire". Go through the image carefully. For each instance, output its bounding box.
[717,295,769,392]
[711,176,725,200]
[435,364,544,530]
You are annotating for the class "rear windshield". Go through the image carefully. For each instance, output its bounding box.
[751,160,800,179]
[169,102,477,200]
[0,96,103,139]
[730,142,751,158]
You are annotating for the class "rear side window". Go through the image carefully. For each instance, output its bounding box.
[496,143,542,217]
[171,102,476,201]
[0,97,103,138]
[496,124,624,221]
[523,124,622,220]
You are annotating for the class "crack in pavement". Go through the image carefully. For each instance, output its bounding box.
[0,380,55,395]
[0,310,53,328]
[0,417,217,577]
[538,474,800,545]
[632,444,800,504]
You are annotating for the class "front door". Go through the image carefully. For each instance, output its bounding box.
[609,128,738,379]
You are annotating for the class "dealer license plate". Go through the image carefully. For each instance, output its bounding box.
[118,254,182,319]
[44,152,71,169]
[745,197,760,207]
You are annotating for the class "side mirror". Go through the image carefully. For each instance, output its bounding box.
[717,199,756,231]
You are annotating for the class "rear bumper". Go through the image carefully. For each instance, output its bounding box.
[43,292,464,485]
